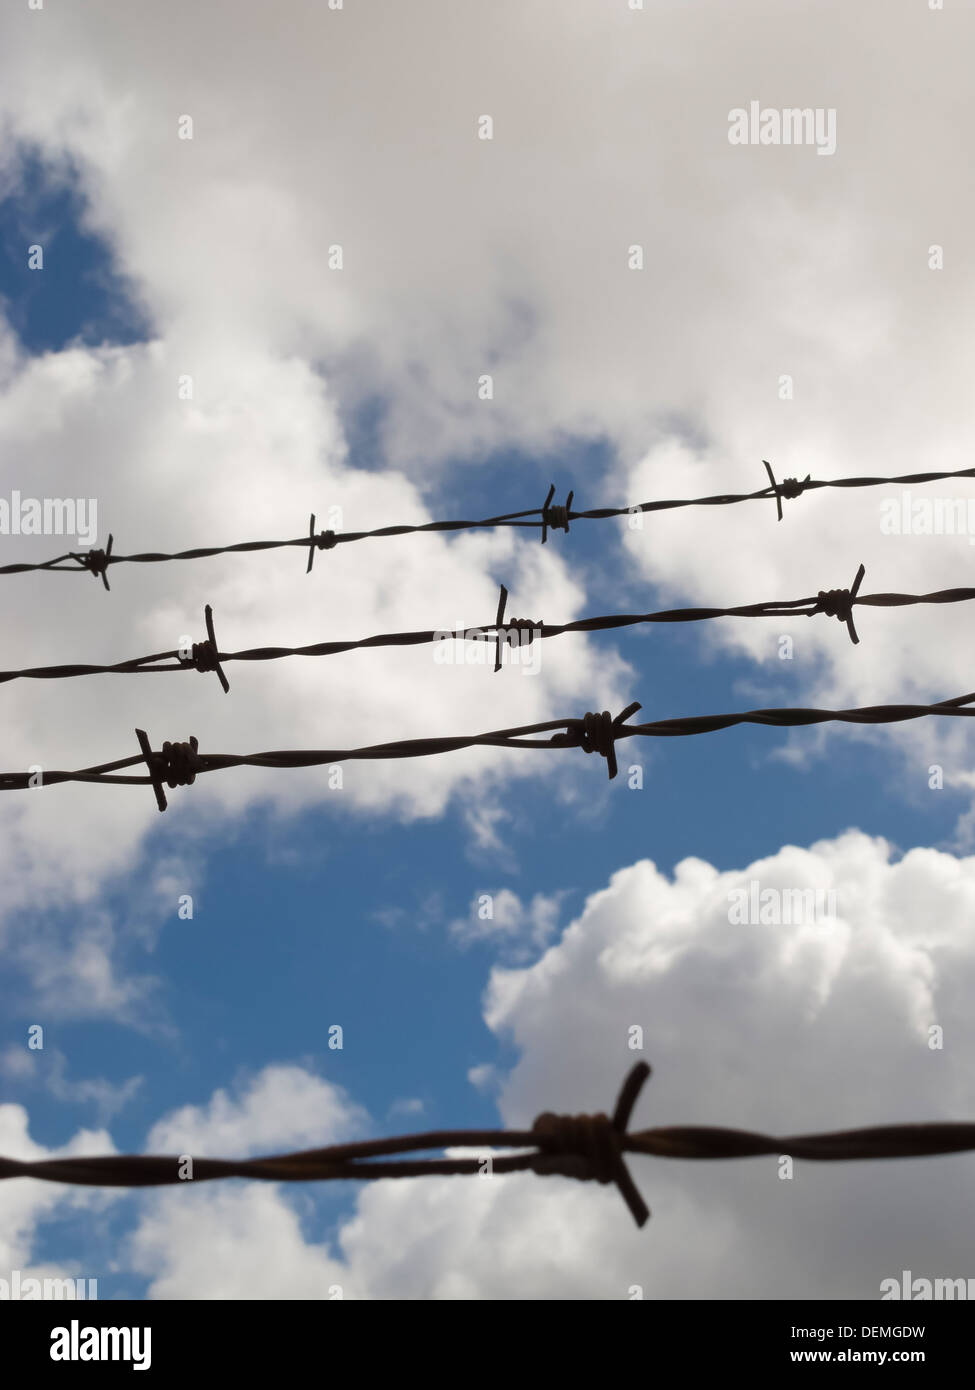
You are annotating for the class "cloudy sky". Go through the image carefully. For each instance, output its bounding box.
[2,0,975,1301]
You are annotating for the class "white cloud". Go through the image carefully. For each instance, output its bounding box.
[2,0,974,1015]
[2,0,969,476]
[0,1046,35,1081]
[144,1065,366,1157]
[387,1098,425,1121]
[449,887,564,955]
[12,910,157,1023]
[130,1066,363,1299]
[128,1185,348,1301]
[0,302,629,1021]
[3,0,975,1301]
[0,1046,142,1125]
[6,832,964,1300]
[467,1063,499,1095]
[0,1102,119,1283]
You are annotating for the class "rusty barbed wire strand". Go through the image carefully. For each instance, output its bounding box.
[7,682,975,809]
[13,563,975,689]
[4,1063,975,1229]
[5,461,975,586]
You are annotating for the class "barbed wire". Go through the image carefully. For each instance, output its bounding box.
[5,1063,975,1229]
[11,564,975,691]
[4,460,975,587]
[5,681,975,810]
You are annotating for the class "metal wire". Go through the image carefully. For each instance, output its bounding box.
[5,682,975,809]
[10,564,975,690]
[4,1063,973,1229]
[5,460,975,586]
[6,464,974,1238]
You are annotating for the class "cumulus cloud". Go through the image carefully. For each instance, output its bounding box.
[128,1184,349,1301]
[130,1065,365,1299]
[0,2,970,853]
[6,832,969,1300]
[1,0,974,1013]
[2,0,969,483]
[144,1065,366,1157]
[3,0,975,1301]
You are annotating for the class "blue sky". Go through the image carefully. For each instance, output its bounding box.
[3,1,975,1303]
[0,151,150,353]
[4,153,967,1298]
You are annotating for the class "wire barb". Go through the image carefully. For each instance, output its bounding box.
[71,532,114,590]
[813,563,866,645]
[13,685,975,803]
[178,605,230,692]
[135,729,200,813]
[306,512,339,574]
[10,464,975,579]
[541,483,574,544]
[493,584,542,672]
[763,460,811,522]
[5,1058,975,1231]
[531,1061,652,1225]
[10,569,975,688]
[161,737,201,788]
[554,701,643,780]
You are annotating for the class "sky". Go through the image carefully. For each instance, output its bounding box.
[2,0,975,1301]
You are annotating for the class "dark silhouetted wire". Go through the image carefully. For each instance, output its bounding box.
[12,564,975,690]
[6,683,975,809]
[6,460,975,585]
[4,1063,975,1229]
